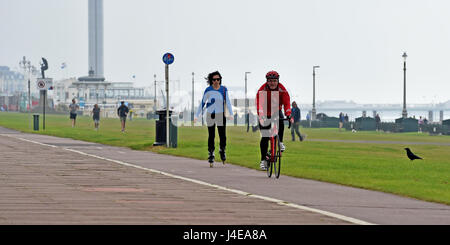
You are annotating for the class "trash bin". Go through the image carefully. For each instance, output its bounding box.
[153,110,177,147]
[33,114,39,131]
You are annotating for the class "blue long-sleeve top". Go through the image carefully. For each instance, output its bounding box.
[196,85,233,118]
[292,107,301,122]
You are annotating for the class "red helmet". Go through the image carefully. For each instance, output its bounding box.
[266,70,279,79]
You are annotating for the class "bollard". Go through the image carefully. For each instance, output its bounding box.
[33,114,39,131]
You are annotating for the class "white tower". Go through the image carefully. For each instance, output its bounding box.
[88,0,104,80]
[75,0,110,105]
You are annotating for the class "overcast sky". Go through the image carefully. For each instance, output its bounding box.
[1,0,450,105]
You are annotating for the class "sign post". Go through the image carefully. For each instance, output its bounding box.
[163,53,174,147]
[36,78,53,130]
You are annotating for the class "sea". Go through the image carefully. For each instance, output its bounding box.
[309,109,449,122]
[175,106,449,124]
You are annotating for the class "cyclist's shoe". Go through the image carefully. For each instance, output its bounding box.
[260,160,268,170]
[219,149,226,162]
[208,151,215,167]
[280,142,286,152]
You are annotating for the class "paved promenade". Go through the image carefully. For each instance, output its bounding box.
[0,127,346,225]
[0,126,449,225]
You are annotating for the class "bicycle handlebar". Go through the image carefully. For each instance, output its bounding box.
[258,116,292,129]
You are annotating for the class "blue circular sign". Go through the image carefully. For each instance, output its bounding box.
[163,53,174,65]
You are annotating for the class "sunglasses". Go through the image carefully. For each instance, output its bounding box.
[212,78,221,81]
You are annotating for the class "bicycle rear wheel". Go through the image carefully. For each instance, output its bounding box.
[275,136,281,178]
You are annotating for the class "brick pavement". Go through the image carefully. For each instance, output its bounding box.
[0,134,348,225]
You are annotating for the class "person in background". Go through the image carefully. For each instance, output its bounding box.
[339,112,345,131]
[375,113,381,131]
[418,116,424,133]
[92,104,100,131]
[69,99,80,128]
[117,101,129,132]
[290,101,304,141]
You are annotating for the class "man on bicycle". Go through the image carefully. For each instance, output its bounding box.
[256,70,293,170]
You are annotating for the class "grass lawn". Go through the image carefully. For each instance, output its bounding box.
[1,111,449,205]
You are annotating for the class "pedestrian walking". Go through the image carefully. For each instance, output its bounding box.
[117,101,129,132]
[129,109,133,121]
[418,116,424,133]
[69,99,79,128]
[194,71,233,167]
[290,101,305,141]
[375,113,381,131]
[339,112,345,131]
[92,104,100,131]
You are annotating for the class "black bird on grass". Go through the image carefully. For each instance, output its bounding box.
[404,148,423,161]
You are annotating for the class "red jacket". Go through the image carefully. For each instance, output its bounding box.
[256,82,291,118]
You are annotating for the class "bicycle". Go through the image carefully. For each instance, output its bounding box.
[265,117,291,178]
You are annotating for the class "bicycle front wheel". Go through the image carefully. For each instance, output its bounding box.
[275,136,281,178]
[272,136,278,178]
[267,137,275,178]
[266,160,272,177]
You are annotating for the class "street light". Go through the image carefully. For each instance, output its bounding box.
[191,72,195,125]
[18,57,32,108]
[402,52,408,118]
[312,65,320,121]
[245,72,251,132]
[19,56,32,129]
[153,74,157,116]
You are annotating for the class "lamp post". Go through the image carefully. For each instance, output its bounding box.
[312,65,320,120]
[244,72,251,131]
[191,72,195,125]
[19,56,31,111]
[19,56,32,129]
[402,52,408,119]
[153,74,157,116]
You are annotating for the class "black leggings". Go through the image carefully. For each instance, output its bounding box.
[207,113,226,152]
[259,112,285,161]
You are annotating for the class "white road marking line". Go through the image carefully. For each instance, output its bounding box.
[1,134,58,148]
[4,134,375,225]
